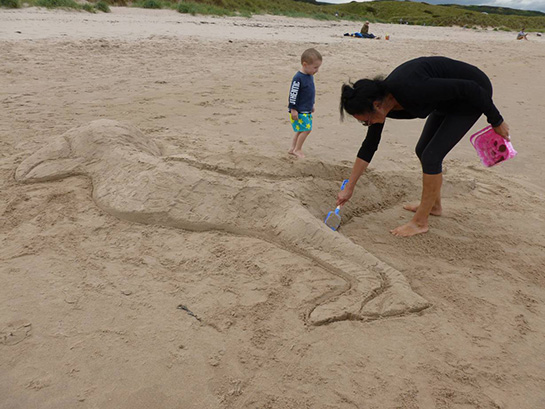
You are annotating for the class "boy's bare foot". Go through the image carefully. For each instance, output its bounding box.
[288,149,296,156]
[293,150,305,159]
[403,203,442,216]
[390,221,428,237]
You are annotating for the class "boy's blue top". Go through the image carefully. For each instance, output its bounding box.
[288,71,315,113]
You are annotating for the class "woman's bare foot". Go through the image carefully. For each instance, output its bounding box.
[403,203,442,216]
[293,150,305,159]
[390,221,428,237]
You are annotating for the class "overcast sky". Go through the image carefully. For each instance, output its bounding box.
[321,0,545,13]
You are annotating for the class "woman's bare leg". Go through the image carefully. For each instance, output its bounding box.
[391,173,442,237]
[402,194,442,216]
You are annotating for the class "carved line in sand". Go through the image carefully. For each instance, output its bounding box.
[15,119,430,325]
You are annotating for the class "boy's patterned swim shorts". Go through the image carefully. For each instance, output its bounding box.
[289,113,313,132]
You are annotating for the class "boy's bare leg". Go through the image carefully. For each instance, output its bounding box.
[288,132,299,155]
[391,173,442,237]
[293,130,310,158]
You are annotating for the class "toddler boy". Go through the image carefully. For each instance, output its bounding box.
[288,48,322,158]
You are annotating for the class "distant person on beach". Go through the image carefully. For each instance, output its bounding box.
[288,48,322,159]
[338,56,510,237]
[517,28,529,40]
[359,20,377,38]
[343,20,378,39]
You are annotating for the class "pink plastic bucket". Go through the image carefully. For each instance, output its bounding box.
[470,126,517,167]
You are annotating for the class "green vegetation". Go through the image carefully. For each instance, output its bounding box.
[172,0,545,30]
[442,4,545,17]
[18,0,111,12]
[81,2,95,11]
[177,1,235,16]
[95,0,110,12]
[136,0,162,8]
[0,0,21,8]
[5,0,544,30]
[36,0,81,9]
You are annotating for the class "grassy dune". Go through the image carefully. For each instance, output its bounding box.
[174,0,545,30]
[2,0,544,30]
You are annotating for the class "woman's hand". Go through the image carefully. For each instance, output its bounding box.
[336,186,353,207]
[337,159,368,207]
[493,121,510,141]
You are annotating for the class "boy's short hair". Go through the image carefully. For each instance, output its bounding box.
[301,48,322,64]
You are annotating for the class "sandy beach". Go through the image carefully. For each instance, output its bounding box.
[1,7,545,409]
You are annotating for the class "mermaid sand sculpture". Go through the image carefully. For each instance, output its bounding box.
[15,119,429,325]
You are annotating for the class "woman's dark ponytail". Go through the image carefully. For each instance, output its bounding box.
[339,77,387,121]
[339,83,355,120]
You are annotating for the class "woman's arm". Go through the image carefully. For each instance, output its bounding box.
[337,158,369,206]
[338,123,384,206]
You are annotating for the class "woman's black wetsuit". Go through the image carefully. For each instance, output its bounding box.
[357,56,504,174]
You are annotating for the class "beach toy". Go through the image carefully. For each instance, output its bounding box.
[324,179,349,231]
[470,125,517,167]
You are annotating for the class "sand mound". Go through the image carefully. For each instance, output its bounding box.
[16,119,430,325]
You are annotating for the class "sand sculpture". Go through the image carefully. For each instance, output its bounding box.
[15,119,430,325]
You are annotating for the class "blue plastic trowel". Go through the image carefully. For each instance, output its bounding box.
[324,179,349,231]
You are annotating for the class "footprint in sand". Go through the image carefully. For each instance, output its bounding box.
[1,320,32,346]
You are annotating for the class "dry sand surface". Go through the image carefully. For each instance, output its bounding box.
[1,7,545,409]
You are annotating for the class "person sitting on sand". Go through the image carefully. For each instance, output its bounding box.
[288,48,322,159]
[344,21,378,39]
[360,21,377,38]
[360,20,378,38]
[337,56,510,237]
[517,28,529,40]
